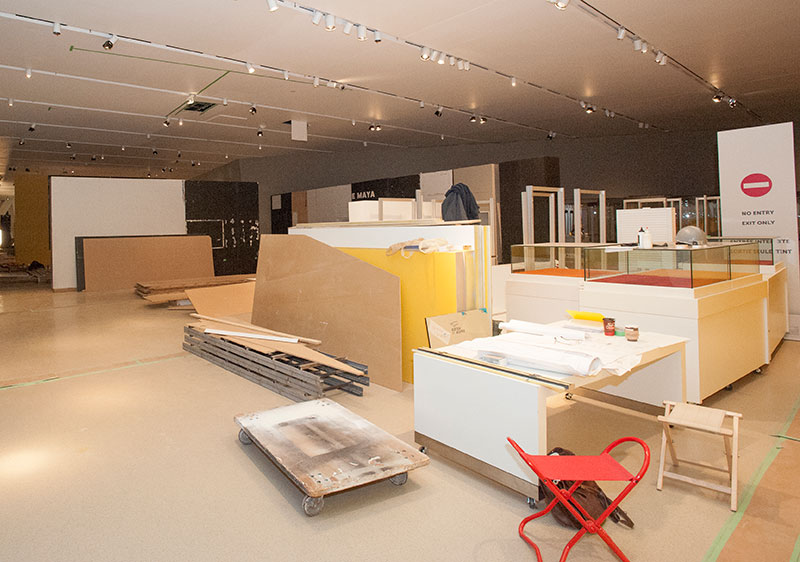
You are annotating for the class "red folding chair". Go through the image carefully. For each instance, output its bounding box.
[507,437,650,562]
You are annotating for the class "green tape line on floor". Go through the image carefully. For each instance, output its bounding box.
[0,355,183,391]
[703,391,800,561]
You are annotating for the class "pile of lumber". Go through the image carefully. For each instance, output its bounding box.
[136,274,254,304]
[183,320,369,402]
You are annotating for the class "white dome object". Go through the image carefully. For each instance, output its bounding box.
[676,225,708,246]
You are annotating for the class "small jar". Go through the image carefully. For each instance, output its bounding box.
[625,325,639,342]
[602,317,616,336]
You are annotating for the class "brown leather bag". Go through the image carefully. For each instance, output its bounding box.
[537,447,634,530]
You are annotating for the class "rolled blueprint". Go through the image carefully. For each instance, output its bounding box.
[498,319,585,341]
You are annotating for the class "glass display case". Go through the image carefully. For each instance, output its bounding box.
[708,237,775,266]
[583,242,761,288]
[510,243,607,277]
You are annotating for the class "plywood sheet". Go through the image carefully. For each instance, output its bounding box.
[185,282,255,319]
[81,235,214,292]
[251,235,403,391]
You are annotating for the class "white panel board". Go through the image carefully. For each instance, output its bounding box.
[718,122,799,339]
[420,170,453,201]
[616,207,676,244]
[51,177,186,290]
[347,200,380,222]
[288,224,479,249]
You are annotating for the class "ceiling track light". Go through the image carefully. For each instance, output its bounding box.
[437,52,446,65]
[356,25,367,41]
[163,118,170,127]
[246,62,255,74]
[7,98,12,107]
[52,22,61,36]
[18,139,25,146]
[511,76,517,87]
[655,51,665,64]
[728,97,737,108]
[419,100,425,109]
[178,117,184,126]
[479,116,487,124]
[616,26,626,40]
[373,30,382,43]
[25,68,32,79]
[152,149,158,155]
[469,115,477,123]
[430,50,440,62]
[633,38,642,51]
[712,92,724,103]
[368,123,381,131]
[464,61,470,71]
[27,123,36,132]
[324,13,336,31]
[547,131,556,140]
[257,128,263,136]
[283,70,289,80]
[457,59,464,70]
[343,21,353,35]
[249,104,257,115]
[65,142,71,149]
[659,55,668,66]
[187,94,195,105]
[641,42,648,54]
[448,56,456,66]
[604,109,615,118]
[555,0,570,10]
[222,98,228,106]
[311,10,323,25]
[266,0,279,12]
[434,106,443,117]
[313,76,320,87]
[420,46,431,61]
[70,153,76,160]
[103,34,118,50]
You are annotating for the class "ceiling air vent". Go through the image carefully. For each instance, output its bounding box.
[182,102,216,113]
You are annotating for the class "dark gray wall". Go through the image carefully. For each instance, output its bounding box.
[196,123,800,234]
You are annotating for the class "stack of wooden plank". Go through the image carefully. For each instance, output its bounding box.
[136,274,254,304]
[183,321,369,402]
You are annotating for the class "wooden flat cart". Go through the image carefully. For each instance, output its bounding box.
[235,399,429,516]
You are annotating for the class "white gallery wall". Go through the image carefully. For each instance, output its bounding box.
[51,177,186,290]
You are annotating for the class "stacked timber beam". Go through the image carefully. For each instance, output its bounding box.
[136,274,254,304]
[183,321,369,402]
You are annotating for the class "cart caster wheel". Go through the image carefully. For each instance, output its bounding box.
[754,368,763,374]
[527,496,537,509]
[419,446,427,454]
[389,472,408,486]
[565,392,574,401]
[302,495,324,517]
[724,384,733,391]
[238,429,252,445]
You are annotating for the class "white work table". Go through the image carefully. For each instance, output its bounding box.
[413,328,687,498]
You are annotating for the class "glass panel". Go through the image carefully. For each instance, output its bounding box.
[708,237,774,265]
[706,198,721,236]
[512,244,604,275]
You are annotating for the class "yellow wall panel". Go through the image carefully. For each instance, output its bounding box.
[340,248,464,383]
[14,175,51,266]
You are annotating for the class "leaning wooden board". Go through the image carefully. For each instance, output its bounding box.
[235,399,429,516]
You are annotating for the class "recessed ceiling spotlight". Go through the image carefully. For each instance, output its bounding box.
[249,105,257,115]
[311,10,323,25]
[257,128,263,137]
[434,106,443,117]
[266,0,279,12]
[616,26,626,40]
[52,22,61,35]
[343,21,353,35]
[420,47,431,61]
[246,62,255,74]
[374,30,382,43]
[324,13,336,31]
[356,25,367,41]
[103,34,118,50]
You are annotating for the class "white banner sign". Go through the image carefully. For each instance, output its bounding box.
[718,122,799,338]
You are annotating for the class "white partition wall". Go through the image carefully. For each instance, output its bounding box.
[51,177,186,290]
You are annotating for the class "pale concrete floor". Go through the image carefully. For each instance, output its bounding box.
[0,285,797,562]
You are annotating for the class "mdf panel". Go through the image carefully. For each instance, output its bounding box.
[78,235,214,292]
[13,174,51,266]
[50,177,186,290]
